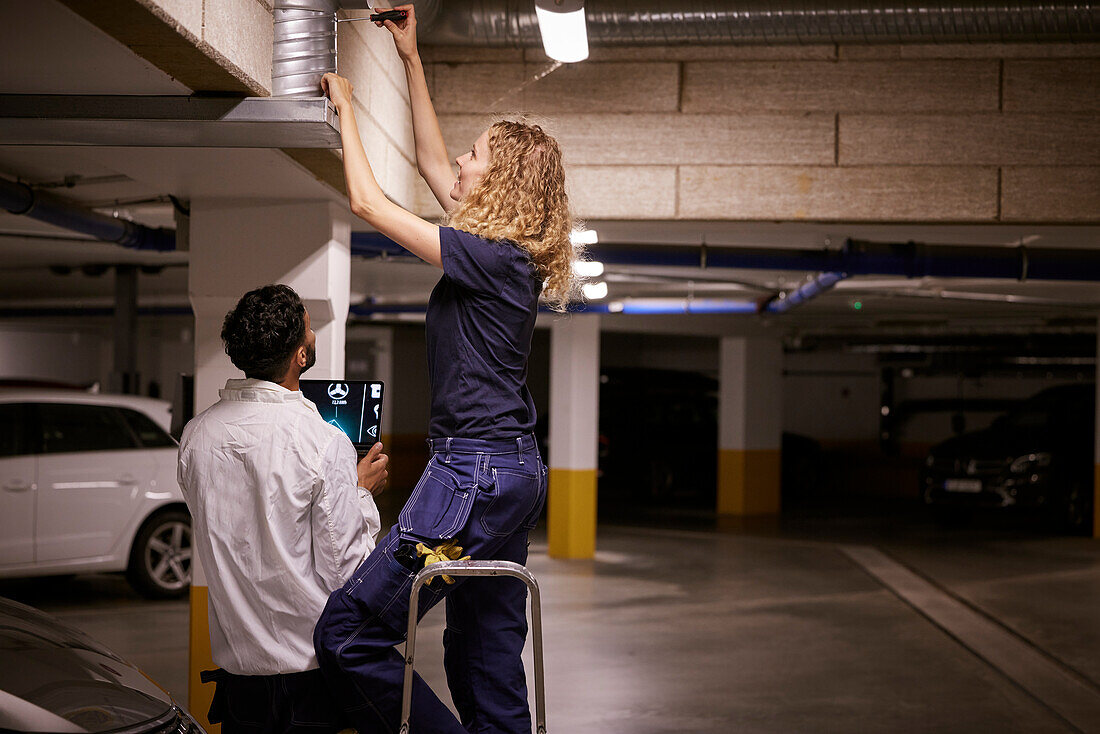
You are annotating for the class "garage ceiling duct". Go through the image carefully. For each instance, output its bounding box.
[273,0,441,97]
[420,1,1099,46]
[273,0,343,98]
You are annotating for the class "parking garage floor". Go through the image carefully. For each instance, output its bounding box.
[3,512,1100,734]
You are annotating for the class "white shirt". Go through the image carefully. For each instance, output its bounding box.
[178,378,380,675]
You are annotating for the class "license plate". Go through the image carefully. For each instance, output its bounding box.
[944,479,982,493]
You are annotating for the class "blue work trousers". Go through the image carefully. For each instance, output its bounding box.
[314,434,547,734]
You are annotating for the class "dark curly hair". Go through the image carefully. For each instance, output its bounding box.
[221,284,306,382]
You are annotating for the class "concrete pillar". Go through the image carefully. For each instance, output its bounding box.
[109,264,139,394]
[548,314,600,559]
[186,200,351,725]
[718,337,783,516]
[1094,320,1100,539]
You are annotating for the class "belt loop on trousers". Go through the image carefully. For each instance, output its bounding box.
[445,437,452,464]
[516,436,524,465]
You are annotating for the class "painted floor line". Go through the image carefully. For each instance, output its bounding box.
[841,544,1100,734]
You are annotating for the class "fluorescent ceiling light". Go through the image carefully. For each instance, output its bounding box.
[570,228,598,246]
[573,260,605,278]
[582,281,608,299]
[535,1,589,63]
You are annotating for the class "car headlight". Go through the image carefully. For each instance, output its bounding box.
[1009,452,1051,474]
[173,707,208,734]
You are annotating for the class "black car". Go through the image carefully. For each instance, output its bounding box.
[921,384,1096,532]
[597,368,718,512]
[0,596,206,733]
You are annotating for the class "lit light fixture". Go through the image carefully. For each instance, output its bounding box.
[570,228,598,246]
[582,281,608,299]
[573,260,605,278]
[534,0,589,63]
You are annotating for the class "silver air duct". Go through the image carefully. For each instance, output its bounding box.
[272,1,1095,99]
[420,1,1100,47]
[273,0,441,98]
[273,0,339,98]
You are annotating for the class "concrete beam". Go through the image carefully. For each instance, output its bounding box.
[57,0,416,202]
[57,0,263,95]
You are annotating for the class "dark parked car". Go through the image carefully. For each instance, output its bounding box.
[921,384,1096,532]
[0,596,206,733]
[597,368,718,512]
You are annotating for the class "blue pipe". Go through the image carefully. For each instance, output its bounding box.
[765,271,848,314]
[351,232,409,258]
[0,305,193,318]
[350,233,1100,282]
[0,176,175,251]
[349,299,761,317]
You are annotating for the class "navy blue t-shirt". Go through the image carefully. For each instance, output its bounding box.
[426,227,541,439]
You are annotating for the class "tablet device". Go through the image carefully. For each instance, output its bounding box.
[299,380,384,455]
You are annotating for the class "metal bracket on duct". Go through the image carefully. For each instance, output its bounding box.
[0,176,175,251]
[421,1,1099,46]
[0,94,343,148]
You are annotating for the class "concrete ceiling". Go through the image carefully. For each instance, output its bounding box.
[1,0,1098,338]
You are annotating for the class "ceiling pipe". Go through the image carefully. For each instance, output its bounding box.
[348,300,763,316]
[420,1,1099,47]
[0,306,192,318]
[273,0,441,97]
[0,177,175,252]
[764,271,848,314]
[350,233,1100,282]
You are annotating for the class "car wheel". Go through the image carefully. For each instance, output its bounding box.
[127,510,192,599]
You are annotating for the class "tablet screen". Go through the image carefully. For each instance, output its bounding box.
[299,380,384,451]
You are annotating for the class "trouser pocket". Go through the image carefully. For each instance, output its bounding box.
[479,466,542,537]
[399,460,475,541]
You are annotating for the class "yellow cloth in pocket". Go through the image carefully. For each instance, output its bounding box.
[415,540,471,585]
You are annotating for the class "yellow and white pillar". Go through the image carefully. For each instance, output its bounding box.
[547,314,600,559]
[718,337,784,516]
[186,200,351,727]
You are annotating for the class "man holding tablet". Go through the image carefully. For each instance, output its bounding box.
[178,283,388,734]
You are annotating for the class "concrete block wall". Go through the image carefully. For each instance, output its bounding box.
[336,18,419,208]
[416,43,1100,223]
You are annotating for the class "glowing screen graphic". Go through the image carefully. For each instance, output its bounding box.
[299,380,384,451]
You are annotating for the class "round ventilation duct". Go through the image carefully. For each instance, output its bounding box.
[419,1,1100,47]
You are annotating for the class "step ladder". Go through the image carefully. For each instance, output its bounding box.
[399,560,547,734]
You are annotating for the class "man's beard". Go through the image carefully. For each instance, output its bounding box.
[300,343,317,374]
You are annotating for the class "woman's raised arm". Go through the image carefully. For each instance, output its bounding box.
[322,72,442,269]
[378,5,458,213]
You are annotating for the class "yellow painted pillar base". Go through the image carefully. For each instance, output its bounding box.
[1093,464,1100,539]
[188,585,219,732]
[718,449,781,516]
[548,468,597,559]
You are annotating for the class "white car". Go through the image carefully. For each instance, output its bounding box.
[0,388,191,598]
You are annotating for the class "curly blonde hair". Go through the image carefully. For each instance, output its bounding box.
[446,119,579,310]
